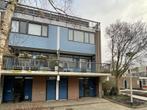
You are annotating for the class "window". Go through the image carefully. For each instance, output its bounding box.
[84,32,89,43]
[20,21,27,34]
[69,29,73,40]
[42,25,48,37]
[89,33,95,44]
[74,30,84,42]
[28,23,41,36]
[68,29,96,44]
[11,20,19,32]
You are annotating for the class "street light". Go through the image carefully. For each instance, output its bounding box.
[126,52,134,104]
[128,69,133,104]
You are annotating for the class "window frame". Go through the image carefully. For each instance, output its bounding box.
[68,28,95,44]
[11,19,48,37]
[11,20,19,33]
[19,21,28,34]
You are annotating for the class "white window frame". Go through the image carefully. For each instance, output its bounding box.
[28,23,42,36]
[11,20,19,32]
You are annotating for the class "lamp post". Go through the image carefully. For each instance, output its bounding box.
[128,69,133,104]
[126,52,134,104]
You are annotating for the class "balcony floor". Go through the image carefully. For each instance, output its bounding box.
[1,70,111,77]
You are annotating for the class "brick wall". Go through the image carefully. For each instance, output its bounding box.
[32,76,46,102]
[68,77,79,100]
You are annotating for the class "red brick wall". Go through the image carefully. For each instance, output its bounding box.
[68,77,79,100]
[32,76,46,102]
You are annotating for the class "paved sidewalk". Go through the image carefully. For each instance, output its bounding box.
[0,98,108,110]
[1,98,147,110]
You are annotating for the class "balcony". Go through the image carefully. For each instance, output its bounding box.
[2,57,110,74]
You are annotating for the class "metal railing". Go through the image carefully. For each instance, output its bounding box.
[2,57,110,73]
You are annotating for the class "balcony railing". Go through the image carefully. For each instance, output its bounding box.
[2,57,110,73]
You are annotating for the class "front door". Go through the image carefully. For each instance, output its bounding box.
[59,78,68,99]
[46,79,56,100]
[24,78,32,101]
[3,77,14,102]
[79,78,96,97]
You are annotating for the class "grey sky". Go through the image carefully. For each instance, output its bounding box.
[72,0,147,63]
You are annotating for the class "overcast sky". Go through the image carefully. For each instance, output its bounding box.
[22,0,147,63]
[72,0,147,63]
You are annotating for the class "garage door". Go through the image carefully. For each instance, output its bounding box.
[59,78,68,99]
[46,79,56,100]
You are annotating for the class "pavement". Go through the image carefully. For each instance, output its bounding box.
[0,97,147,110]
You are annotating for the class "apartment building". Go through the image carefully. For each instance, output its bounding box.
[0,3,110,103]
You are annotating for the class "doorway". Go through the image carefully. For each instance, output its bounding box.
[14,77,24,102]
[124,80,128,89]
[79,78,96,97]
[139,80,143,89]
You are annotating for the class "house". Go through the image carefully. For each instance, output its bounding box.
[119,66,147,90]
[0,3,110,103]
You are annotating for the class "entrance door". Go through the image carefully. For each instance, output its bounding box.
[79,78,96,97]
[14,77,24,102]
[124,80,128,89]
[59,78,68,99]
[88,78,96,97]
[139,80,143,89]
[46,79,56,100]
[24,78,32,101]
[3,77,14,102]
[79,79,84,97]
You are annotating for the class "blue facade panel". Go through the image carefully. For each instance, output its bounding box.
[24,79,32,101]
[59,78,68,99]
[9,24,95,55]
[9,25,57,50]
[60,27,95,55]
[46,79,56,100]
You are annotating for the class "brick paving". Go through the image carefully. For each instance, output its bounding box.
[0,98,147,110]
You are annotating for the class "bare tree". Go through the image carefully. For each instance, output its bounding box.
[106,20,147,94]
[0,0,72,103]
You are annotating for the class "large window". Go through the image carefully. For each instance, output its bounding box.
[28,23,41,36]
[11,20,48,37]
[89,33,95,44]
[68,29,95,44]
[69,29,74,40]
[74,31,84,42]
[11,20,19,32]
[42,25,48,36]
[84,32,89,43]
[20,21,27,34]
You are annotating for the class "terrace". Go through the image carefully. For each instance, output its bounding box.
[2,57,110,75]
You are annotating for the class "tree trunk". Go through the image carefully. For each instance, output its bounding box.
[115,77,120,95]
[0,0,17,104]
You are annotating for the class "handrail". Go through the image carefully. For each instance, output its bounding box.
[3,57,110,73]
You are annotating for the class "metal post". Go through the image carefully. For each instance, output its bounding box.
[56,26,60,100]
[129,69,133,104]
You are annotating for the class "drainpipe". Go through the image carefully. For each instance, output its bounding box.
[56,26,60,100]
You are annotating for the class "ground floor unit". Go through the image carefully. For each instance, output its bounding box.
[2,75,103,103]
